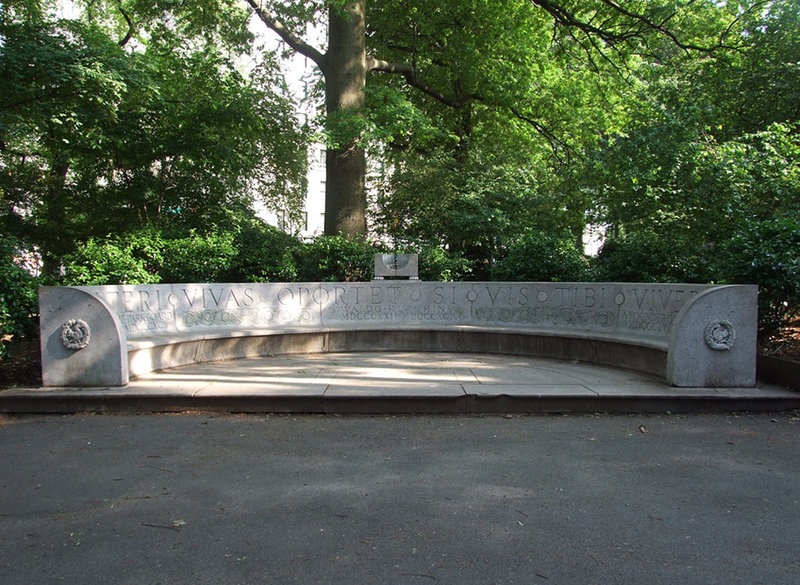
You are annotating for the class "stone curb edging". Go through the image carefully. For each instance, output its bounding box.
[2,387,799,415]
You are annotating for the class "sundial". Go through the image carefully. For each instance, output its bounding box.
[374,253,419,279]
[382,253,409,271]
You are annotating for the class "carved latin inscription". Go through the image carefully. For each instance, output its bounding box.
[86,282,710,343]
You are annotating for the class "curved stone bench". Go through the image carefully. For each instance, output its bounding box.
[39,282,758,388]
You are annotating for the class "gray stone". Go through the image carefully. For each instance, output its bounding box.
[667,284,758,387]
[373,253,419,279]
[39,286,128,386]
[38,282,759,388]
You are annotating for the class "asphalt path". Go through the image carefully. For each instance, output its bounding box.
[1,412,799,585]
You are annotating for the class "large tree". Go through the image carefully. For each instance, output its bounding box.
[583,0,800,259]
[0,0,307,272]
[3,0,761,247]
[242,0,756,238]
[244,0,369,237]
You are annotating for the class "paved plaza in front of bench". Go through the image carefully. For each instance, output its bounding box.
[3,351,797,414]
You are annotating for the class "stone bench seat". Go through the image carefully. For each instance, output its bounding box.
[39,282,758,388]
[123,325,671,380]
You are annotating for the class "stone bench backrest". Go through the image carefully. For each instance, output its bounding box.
[79,282,713,345]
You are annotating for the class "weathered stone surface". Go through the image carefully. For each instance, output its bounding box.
[39,287,128,386]
[667,285,758,387]
[81,282,710,343]
[38,282,758,388]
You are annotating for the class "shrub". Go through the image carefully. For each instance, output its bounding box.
[294,235,381,282]
[61,220,305,285]
[417,246,471,281]
[158,230,237,283]
[63,236,161,285]
[0,238,39,358]
[491,231,588,282]
[227,221,301,282]
[721,212,800,339]
[591,231,708,283]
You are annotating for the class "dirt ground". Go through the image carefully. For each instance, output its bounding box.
[0,337,41,388]
[762,324,800,361]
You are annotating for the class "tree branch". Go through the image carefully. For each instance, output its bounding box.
[367,56,481,108]
[244,0,326,68]
[117,0,134,47]
[533,0,628,45]
[509,106,571,162]
[532,0,745,54]
[596,0,715,52]
[0,90,80,112]
[367,54,571,161]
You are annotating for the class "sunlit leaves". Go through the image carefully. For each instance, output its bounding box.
[1,1,307,266]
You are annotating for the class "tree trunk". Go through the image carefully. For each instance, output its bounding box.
[321,1,367,238]
[41,152,69,276]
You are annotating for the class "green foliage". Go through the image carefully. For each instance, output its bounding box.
[362,85,454,152]
[586,118,800,323]
[578,0,800,341]
[673,1,800,139]
[366,0,681,273]
[227,219,302,283]
[374,148,564,279]
[158,231,238,284]
[61,210,308,284]
[721,212,800,339]
[491,231,588,282]
[0,237,39,358]
[59,226,473,285]
[62,234,162,285]
[366,0,634,156]
[1,3,307,271]
[591,232,708,284]
[294,235,381,282]
[416,247,470,282]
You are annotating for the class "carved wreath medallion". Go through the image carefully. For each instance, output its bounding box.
[61,319,91,350]
[704,320,735,351]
